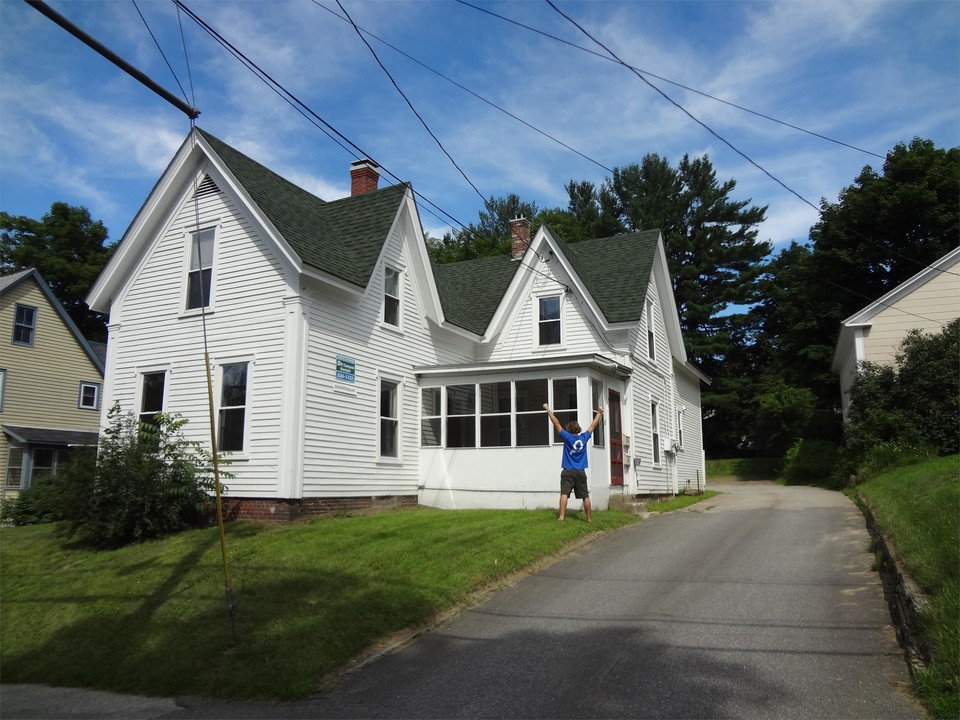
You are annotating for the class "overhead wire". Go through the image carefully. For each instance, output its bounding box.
[543,0,960,279]
[456,0,888,162]
[310,0,613,175]
[172,0,469,233]
[132,0,189,105]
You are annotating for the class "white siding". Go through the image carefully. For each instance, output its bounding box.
[102,176,292,496]
[302,207,472,497]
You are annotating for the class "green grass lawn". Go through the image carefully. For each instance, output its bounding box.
[855,454,960,719]
[705,457,781,481]
[1,507,640,700]
[647,490,720,512]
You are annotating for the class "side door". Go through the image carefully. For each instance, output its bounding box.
[608,390,624,485]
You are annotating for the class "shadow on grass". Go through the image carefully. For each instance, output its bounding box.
[1,529,443,700]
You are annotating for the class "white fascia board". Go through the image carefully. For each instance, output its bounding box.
[414,353,632,379]
[387,189,444,323]
[651,233,688,365]
[840,245,960,326]
[674,357,711,386]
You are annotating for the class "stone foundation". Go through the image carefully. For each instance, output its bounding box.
[221,495,419,522]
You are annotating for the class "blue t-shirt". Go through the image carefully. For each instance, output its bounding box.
[559,429,592,470]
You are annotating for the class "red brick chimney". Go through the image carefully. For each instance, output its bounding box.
[510,215,531,259]
[350,159,380,196]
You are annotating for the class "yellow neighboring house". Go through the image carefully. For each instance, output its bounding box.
[1,268,104,501]
[832,246,960,421]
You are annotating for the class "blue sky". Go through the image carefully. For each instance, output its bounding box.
[1,0,957,251]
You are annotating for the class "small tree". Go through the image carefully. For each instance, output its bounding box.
[59,404,223,548]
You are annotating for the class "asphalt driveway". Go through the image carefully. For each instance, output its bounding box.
[1,481,925,719]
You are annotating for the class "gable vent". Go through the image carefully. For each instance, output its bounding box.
[193,175,220,198]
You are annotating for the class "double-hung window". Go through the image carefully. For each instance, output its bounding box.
[218,363,248,452]
[383,267,401,328]
[5,448,24,488]
[651,400,661,465]
[139,371,166,432]
[538,296,561,346]
[12,304,37,346]
[78,382,100,411]
[379,378,400,458]
[186,228,215,311]
[646,300,656,361]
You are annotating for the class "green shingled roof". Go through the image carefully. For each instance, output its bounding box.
[555,229,660,324]
[198,128,407,288]
[430,254,519,335]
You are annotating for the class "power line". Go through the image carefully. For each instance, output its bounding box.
[544,0,960,279]
[456,0,887,161]
[335,0,488,207]
[172,0,468,232]
[311,0,613,175]
[131,0,189,106]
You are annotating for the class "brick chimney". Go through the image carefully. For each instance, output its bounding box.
[510,214,531,259]
[350,159,380,196]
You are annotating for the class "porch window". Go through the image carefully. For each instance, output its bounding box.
[591,379,605,447]
[479,382,511,447]
[651,400,661,465]
[538,296,561,346]
[551,378,577,441]
[421,388,441,447]
[446,384,476,448]
[379,378,400,458]
[515,379,548,446]
[186,228,215,310]
[139,371,166,432]
[218,363,248,452]
[31,448,57,482]
[5,447,23,488]
[383,267,401,328]
[12,304,37,346]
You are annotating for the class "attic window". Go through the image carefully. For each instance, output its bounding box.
[193,175,220,198]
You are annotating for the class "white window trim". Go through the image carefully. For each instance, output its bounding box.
[420,386,442,448]
[533,290,565,351]
[180,225,219,317]
[380,265,404,333]
[78,381,101,411]
[676,407,685,451]
[0,368,6,411]
[377,372,404,463]
[136,366,170,421]
[215,357,253,458]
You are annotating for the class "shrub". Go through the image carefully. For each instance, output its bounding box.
[783,438,838,486]
[59,404,225,548]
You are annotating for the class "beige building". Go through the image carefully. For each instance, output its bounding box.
[1,268,104,500]
[832,247,960,420]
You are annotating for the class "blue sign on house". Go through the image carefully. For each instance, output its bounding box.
[336,355,356,383]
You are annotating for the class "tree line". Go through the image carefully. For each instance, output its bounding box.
[3,137,957,467]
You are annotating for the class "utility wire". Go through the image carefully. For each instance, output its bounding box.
[335,0,488,208]
[823,278,949,327]
[132,0,189,105]
[457,0,887,161]
[544,0,959,279]
[173,0,468,232]
[174,1,197,107]
[311,0,613,174]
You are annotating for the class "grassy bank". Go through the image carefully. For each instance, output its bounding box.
[705,457,781,481]
[855,455,960,719]
[1,508,639,700]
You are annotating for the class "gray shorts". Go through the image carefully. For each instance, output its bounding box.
[560,469,589,499]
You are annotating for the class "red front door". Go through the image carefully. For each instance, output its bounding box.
[608,390,624,485]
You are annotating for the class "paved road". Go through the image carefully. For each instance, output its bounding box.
[2,481,924,719]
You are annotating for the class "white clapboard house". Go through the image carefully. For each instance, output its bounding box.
[87,128,709,520]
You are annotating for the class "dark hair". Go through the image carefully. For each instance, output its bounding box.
[566,421,581,434]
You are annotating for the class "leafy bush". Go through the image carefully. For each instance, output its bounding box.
[0,473,63,525]
[840,318,959,480]
[57,404,225,548]
[754,379,816,456]
[782,438,838,486]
